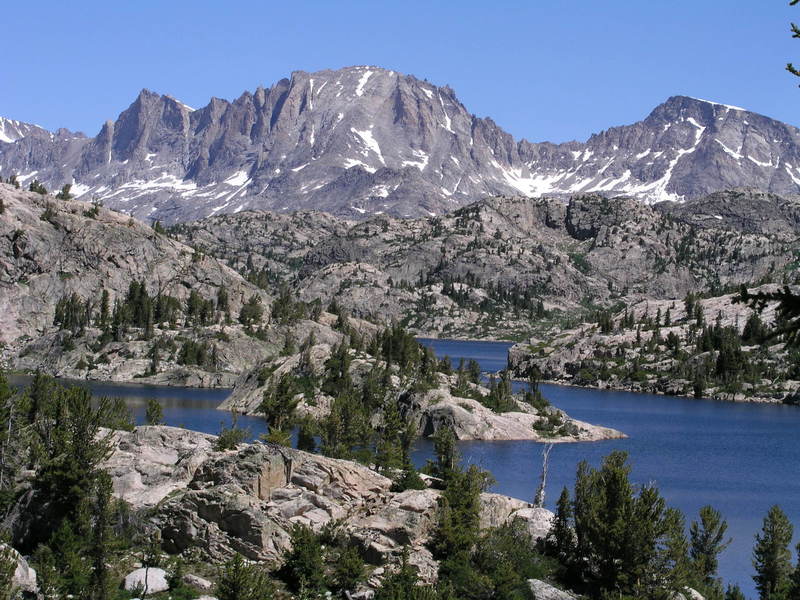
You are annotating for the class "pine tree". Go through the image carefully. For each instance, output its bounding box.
[725,583,747,600]
[55,184,73,200]
[281,524,325,593]
[88,473,113,600]
[690,505,731,585]
[788,542,800,600]
[0,545,18,600]
[428,426,458,485]
[332,544,365,594]
[216,554,275,600]
[375,400,403,473]
[145,398,164,425]
[546,486,575,563]
[753,505,793,600]
[29,179,47,195]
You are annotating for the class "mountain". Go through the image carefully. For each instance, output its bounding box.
[0,117,50,143]
[172,190,800,340]
[2,66,800,223]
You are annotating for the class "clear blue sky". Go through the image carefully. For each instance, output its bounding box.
[2,0,797,143]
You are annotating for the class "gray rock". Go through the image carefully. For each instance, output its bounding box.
[172,191,797,341]
[183,574,213,590]
[0,544,37,593]
[103,426,217,508]
[123,567,169,594]
[0,184,274,384]
[527,579,577,600]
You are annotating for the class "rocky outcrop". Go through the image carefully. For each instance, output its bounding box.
[174,191,798,341]
[409,382,624,442]
[508,285,797,403]
[657,188,800,236]
[222,348,624,443]
[102,426,217,508]
[0,184,285,386]
[103,426,554,585]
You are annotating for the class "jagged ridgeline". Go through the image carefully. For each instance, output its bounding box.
[172,189,800,341]
[2,67,800,223]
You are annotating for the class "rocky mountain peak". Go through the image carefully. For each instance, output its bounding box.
[1,67,799,223]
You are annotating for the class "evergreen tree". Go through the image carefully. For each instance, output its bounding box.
[753,505,794,600]
[145,398,164,426]
[28,179,47,195]
[572,451,680,596]
[0,546,18,600]
[216,554,275,600]
[332,544,366,595]
[546,486,576,564]
[88,473,114,600]
[25,385,116,551]
[432,464,493,592]
[725,584,747,600]
[259,374,300,436]
[375,400,403,473]
[281,523,325,593]
[427,426,458,485]
[55,184,73,200]
[690,505,731,585]
[239,295,264,326]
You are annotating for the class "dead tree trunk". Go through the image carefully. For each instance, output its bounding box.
[534,443,553,508]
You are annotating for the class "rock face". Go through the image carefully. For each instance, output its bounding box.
[102,426,217,508]
[0,183,267,345]
[175,191,798,340]
[2,66,799,223]
[657,188,800,235]
[0,544,37,594]
[103,426,555,584]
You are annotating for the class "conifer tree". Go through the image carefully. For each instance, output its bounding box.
[753,505,793,600]
[690,505,731,585]
[55,184,73,200]
[546,486,576,563]
[145,398,164,425]
[281,524,325,593]
[216,554,275,600]
[88,473,114,600]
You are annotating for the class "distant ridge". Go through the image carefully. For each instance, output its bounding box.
[1,66,799,223]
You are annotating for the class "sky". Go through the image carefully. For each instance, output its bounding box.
[2,1,798,144]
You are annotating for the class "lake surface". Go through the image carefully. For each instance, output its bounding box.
[418,338,800,597]
[12,339,800,595]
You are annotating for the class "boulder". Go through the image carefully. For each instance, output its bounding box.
[123,567,169,594]
[184,573,214,590]
[103,426,217,508]
[528,579,577,600]
[511,507,555,541]
[0,544,37,593]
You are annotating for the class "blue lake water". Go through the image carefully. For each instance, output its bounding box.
[418,338,800,597]
[12,339,800,596]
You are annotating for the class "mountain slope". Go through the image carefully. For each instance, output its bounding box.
[172,190,800,340]
[2,67,800,223]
